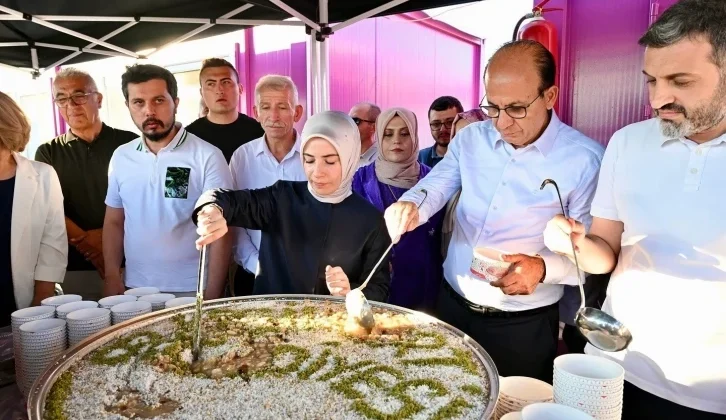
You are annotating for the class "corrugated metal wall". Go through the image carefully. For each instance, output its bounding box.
[245,13,482,149]
[542,0,679,146]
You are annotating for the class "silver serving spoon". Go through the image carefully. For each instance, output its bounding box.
[541,179,633,352]
[191,244,207,362]
[345,189,428,331]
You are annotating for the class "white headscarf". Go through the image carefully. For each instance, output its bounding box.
[300,111,361,204]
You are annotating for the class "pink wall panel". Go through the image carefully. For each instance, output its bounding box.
[542,0,651,146]
[328,18,377,114]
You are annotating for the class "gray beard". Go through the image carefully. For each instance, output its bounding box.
[658,80,726,139]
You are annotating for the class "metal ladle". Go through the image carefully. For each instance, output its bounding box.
[345,189,428,331]
[191,244,207,362]
[540,179,633,352]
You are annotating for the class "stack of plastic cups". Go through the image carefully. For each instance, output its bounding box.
[553,354,624,420]
[18,319,67,396]
[110,301,153,325]
[66,308,111,347]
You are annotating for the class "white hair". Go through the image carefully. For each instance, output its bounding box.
[54,67,98,91]
[255,75,299,106]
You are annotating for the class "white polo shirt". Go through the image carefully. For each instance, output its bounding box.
[229,134,306,274]
[587,118,726,414]
[105,124,233,292]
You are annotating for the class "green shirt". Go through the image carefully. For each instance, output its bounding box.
[35,123,138,270]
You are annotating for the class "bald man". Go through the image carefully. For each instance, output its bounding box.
[35,68,137,300]
[384,40,604,382]
[349,102,381,167]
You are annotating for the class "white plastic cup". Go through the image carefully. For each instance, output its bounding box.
[40,294,82,307]
[165,297,197,308]
[521,403,595,420]
[124,287,160,297]
[56,301,98,319]
[554,354,625,382]
[98,295,137,308]
[11,306,56,322]
[66,308,111,324]
[470,247,512,282]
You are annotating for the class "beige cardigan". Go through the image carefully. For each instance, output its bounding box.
[10,153,67,308]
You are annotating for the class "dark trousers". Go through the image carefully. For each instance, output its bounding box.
[562,323,587,354]
[623,381,725,420]
[435,281,559,383]
[233,267,256,296]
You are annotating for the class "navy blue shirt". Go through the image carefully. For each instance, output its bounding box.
[418,145,445,168]
[0,177,17,327]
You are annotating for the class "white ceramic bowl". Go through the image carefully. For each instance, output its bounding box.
[98,295,137,308]
[500,376,554,403]
[470,247,511,282]
[124,287,160,297]
[40,294,82,307]
[522,403,595,420]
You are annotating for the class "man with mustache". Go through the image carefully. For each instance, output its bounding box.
[103,64,233,299]
[418,96,463,168]
[186,58,264,163]
[543,0,726,418]
[35,68,137,300]
[228,75,306,295]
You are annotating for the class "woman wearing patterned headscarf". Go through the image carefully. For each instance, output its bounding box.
[194,111,391,302]
[352,107,444,312]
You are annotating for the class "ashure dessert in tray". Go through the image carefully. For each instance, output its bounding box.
[41,297,496,420]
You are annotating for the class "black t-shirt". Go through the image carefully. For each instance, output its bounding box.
[186,113,265,163]
[35,124,138,271]
[0,177,17,327]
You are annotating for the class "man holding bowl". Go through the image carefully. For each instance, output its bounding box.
[384,40,604,382]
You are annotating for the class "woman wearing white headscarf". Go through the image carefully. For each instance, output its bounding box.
[352,107,443,312]
[194,111,390,302]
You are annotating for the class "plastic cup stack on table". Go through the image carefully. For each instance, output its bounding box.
[98,295,137,309]
[138,293,176,311]
[110,301,152,325]
[165,297,197,309]
[494,376,554,419]
[10,306,57,390]
[521,403,595,420]
[18,319,67,396]
[55,301,99,320]
[66,308,111,347]
[553,354,624,420]
[40,294,82,308]
[124,287,160,297]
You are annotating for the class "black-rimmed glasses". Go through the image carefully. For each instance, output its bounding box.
[352,117,375,126]
[54,92,97,108]
[429,119,455,131]
[480,92,542,119]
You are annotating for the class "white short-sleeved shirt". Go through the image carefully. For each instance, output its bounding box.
[587,118,726,414]
[105,125,233,292]
[229,134,306,274]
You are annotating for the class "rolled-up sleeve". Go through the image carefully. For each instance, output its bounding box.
[35,167,68,283]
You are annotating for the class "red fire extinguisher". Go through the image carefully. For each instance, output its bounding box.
[513,0,562,114]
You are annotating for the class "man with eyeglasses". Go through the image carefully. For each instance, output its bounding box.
[418,96,464,168]
[384,40,604,383]
[35,68,137,300]
[348,102,381,167]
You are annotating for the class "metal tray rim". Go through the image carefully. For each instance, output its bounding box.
[27,295,499,419]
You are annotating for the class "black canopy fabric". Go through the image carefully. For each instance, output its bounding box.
[0,0,474,72]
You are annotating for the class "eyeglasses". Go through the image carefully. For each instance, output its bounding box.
[429,119,455,131]
[54,92,97,108]
[352,117,375,126]
[479,92,542,119]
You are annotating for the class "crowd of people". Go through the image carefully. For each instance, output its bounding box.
[0,0,724,418]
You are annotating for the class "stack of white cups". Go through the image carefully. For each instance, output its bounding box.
[139,293,176,311]
[165,297,197,309]
[10,306,56,392]
[66,308,111,347]
[40,294,82,308]
[18,319,67,396]
[98,295,137,309]
[111,301,152,324]
[124,287,160,297]
[55,301,99,320]
[553,354,624,420]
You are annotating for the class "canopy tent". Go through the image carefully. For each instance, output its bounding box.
[0,0,479,112]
